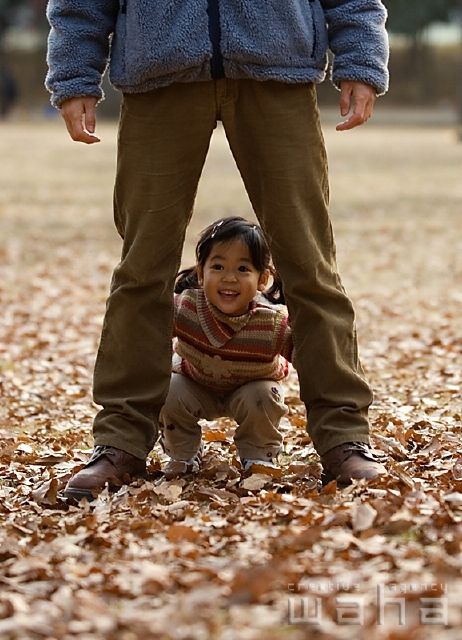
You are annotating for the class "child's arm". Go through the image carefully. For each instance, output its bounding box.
[278,313,295,367]
[281,337,295,367]
[173,293,181,338]
[46,0,119,110]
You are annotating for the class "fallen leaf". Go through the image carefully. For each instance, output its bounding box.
[352,501,377,532]
[31,478,60,505]
[153,481,183,502]
[166,525,200,543]
[241,474,272,491]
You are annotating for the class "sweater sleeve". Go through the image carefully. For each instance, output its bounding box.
[278,312,295,367]
[45,0,119,107]
[320,0,389,95]
[173,293,181,337]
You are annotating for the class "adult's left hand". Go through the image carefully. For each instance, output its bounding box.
[336,81,377,131]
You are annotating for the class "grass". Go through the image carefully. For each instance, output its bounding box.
[1,116,461,288]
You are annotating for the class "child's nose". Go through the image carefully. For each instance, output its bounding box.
[222,271,237,282]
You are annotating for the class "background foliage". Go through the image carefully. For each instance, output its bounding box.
[385,0,461,37]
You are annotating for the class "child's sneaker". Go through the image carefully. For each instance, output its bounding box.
[163,445,203,480]
[240,458,281,477]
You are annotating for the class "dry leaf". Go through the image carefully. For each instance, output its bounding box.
[153,482,183,502]
[352,501,377,532]
[166,524,200,542]
[31,478,60,505]
[241,474,272,491]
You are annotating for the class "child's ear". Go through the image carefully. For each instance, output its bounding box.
[257,269,270,291]
[196,266,203,286]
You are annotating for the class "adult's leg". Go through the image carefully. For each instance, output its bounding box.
[220,80,373,456]
[226,380,286,461]
[92,83,218,459]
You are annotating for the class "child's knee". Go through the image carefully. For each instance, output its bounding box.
[161,374,201,421]
[231,381,287,419]
[261,384,287,417]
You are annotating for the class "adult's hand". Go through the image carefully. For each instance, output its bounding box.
[61,97,100,143]
[336,81,377,132]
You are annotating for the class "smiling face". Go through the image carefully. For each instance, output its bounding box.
[197,238,269,317]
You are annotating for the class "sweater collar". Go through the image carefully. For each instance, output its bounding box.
[197,289,254,347]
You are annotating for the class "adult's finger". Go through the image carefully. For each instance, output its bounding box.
[61,97,100,144]
[336,81,376,132]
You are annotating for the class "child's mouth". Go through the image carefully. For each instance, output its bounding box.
[219,290,239,299]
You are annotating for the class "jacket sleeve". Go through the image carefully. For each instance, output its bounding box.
[45,0,119,107]
[321,0,389,95]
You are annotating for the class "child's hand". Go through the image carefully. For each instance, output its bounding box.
[336,81,376,131]
[61,97,100,144]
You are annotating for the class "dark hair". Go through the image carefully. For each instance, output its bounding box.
[175,216,285,304]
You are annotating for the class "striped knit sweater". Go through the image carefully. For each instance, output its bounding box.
[172,289,294,392]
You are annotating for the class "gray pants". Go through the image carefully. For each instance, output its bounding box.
[159,374,287,461]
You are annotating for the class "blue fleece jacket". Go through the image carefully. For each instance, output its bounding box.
[46,0,389,108]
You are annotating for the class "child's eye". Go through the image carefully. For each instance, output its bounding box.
[211,264,223,271]
[238,266,250,272]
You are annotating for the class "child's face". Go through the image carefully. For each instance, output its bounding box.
[197,238,269,316]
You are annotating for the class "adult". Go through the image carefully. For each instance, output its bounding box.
[46,0,389,499]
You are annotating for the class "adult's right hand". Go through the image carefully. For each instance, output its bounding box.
[61,97,100,144]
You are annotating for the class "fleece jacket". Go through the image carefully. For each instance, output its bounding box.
[46,0,389,108]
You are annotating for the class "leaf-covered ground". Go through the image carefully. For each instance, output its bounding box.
[1,118,462,639]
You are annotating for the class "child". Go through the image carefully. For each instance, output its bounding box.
[160,216,293,479]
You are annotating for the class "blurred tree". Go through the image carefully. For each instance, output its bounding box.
[0,0,48,117]
[385,0,462,135]
[0,0,47,35]
[0,1,16,118]
[386,0,460,37]
[0,0,15,36]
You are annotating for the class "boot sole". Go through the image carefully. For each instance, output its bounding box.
[63,486,98,502]
[321,470,351,488]
[63,470,149,502]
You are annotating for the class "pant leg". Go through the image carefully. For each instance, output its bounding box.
[219,79,373,456]
[225,380,287,461]
[92,83,217,459]
[159,373,225,460]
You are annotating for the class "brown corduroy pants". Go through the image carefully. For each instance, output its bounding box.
[92,79,373,459]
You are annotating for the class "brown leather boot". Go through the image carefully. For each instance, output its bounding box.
[320,442,386,487]
[64,445,148,501]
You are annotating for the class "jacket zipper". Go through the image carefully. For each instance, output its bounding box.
[207,0,225,79]
[310,0,317,58]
